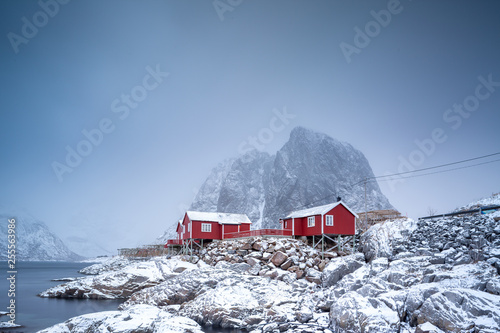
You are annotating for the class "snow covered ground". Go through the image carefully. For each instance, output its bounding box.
[39,257,198,299]
[39,193,500,333]
[37,304,203,333]
[457,192,500,210]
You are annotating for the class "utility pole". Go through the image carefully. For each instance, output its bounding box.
[364,177,368,230]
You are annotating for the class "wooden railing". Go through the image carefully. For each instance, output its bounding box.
[164,229,293,246]
[223,228,292,239]
[165,239,183,246]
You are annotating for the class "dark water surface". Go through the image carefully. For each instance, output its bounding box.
[0,261,123,332]
[0,261,242,333]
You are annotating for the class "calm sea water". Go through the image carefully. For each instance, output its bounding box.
[0,261,242,333]
[0,261,123,332]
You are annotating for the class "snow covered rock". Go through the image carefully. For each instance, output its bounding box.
[415,322,445,333]
[322,253,365,288]
[78,256,131,275]
[38,196,500,332]
[415,289,500,332]
[404,214,500,265]
[179,276,299,328]
[122,265,318,329]
[330,291,400,333]
[200,237,334,280]
[122,268,236,307]
[325,227,500,333]
[37,304,203,333]
[360,218,416,262]
[0,322,22,329]
[270,250,288,266]
[39,258,197,299]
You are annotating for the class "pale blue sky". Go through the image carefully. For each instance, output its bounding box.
[1,0,499,256]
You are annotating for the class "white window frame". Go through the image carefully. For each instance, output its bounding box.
[188,223,191,232]
[182,225,185,233]
[201,223,212,232]
[325,215,334,226]
[308,216,315,227]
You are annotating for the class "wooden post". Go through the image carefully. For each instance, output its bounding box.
[321,234,324,260]
[338,234,341,252]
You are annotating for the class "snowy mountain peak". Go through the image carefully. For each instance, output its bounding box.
[158,127,393,242]
[0,210,83,261]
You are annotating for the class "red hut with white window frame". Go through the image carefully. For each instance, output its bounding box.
[165,202,358,256]
[177,211,252,242]
[280,201,357,237]
[280,201,358,253]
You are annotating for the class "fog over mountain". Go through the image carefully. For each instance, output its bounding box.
[0,210,83,261]
[159,127,392,241]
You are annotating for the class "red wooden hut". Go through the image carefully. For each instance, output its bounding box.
[280,201,357,237]
[177,211,252,241]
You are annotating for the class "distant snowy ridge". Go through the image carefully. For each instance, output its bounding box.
[158,126,393,243]
[0,210,82,261]
[456,192,500,211]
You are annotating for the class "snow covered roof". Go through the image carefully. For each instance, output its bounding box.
[186,211,252,224]
[284,201,359,219]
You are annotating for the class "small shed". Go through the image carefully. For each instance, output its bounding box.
[178,211,252,241]
[281,201,357,237]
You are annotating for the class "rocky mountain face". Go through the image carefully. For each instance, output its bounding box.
[158,127,392,242]
[188,127,391,231]
[191,150,274,226]
[0,211,82,261]
[261,126,392,229]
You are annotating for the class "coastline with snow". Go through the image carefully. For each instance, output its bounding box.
[35,195,500,333]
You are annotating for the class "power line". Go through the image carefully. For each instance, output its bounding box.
[350,151,500,187]
[373,151,500,180]
[376,158,500,183]
[289,152,500,214]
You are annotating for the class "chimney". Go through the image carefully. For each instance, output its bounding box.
[337,196,341,202]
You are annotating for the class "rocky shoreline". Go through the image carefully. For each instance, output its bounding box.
[38,210,500,333]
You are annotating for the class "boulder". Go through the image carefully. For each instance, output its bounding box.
[274,242,285,253]
[415,322,445,333]
[124,266,311,330]
[322,253,365,288]
[360,218,416,262]
[252,242,263,251]
[416,289,500,332]
[38,304,204,333]
[486,278,500,295]
[330,291,400,333]
[270,251,288,267]
[247,264,261,276]
[280,258,293,270]
[39,259,192,299]
[240,242,252,250]
[305,268,321,284]
[296,270,305,279]
[246,257,260,267]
